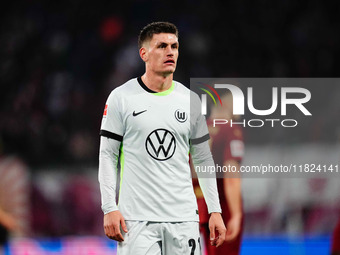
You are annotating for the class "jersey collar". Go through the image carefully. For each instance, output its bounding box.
[137,77,175,96]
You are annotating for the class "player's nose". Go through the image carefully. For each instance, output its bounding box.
[166,46,174,56]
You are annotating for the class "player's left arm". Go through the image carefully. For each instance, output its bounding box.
[190,140,226,247]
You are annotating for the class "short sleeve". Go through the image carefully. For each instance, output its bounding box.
[100,90,124,141]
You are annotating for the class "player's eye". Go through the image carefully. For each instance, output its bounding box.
[172,44,178,49]
[158,43,167,48]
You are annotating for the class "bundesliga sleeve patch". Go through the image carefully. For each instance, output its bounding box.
[103,104,108,117]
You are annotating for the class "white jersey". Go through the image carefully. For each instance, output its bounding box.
[100,77,210,222]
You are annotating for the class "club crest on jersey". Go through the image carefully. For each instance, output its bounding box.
[174,109,187,123]
[145,129,176,161]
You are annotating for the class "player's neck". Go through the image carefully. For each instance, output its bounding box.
[141,73,173,92]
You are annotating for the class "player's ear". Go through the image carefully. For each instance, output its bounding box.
[139,47,148,62]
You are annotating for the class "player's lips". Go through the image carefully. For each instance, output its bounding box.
[164,59,175,65]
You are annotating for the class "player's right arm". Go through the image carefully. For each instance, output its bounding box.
[99,90,127,241]
[99,136,128,241]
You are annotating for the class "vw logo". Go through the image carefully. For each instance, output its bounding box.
[145,129,176,161]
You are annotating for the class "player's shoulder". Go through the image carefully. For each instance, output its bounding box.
[173,80,189,92]
[173,80,200,99]
[111,78,139,94]
[107,78,139,100]
[174,80,194,95]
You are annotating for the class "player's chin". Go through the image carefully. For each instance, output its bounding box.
[163,66,176,75]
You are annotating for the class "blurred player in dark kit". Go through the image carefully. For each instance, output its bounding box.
[194,91,244,255]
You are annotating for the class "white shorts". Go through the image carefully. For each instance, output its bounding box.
[117,221,201,255]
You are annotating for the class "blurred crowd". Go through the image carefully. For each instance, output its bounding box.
[0,157,102,239]
[1,0,340,166]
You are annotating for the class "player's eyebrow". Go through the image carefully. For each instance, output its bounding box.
[158,42,167,47]
[171,42,179,48]
[157,42,179,48]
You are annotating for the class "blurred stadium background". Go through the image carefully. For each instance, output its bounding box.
[1,0,340,254]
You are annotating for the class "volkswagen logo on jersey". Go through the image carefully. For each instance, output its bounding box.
[145,129,176,161]
[174,109,187,123]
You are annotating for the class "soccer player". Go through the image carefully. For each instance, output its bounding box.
[98,22,226,254]
[195,91,244,255]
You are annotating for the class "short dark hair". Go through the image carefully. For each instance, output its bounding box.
[138,22,178,48]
